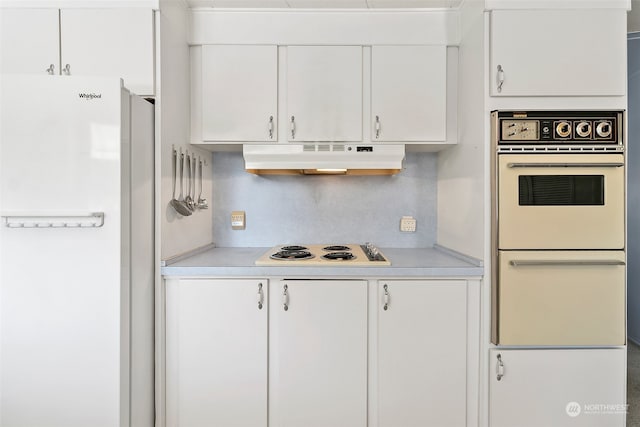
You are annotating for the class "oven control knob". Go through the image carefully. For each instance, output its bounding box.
[596,121,613,138]
[576,121,592,138]
[555,121,572,138]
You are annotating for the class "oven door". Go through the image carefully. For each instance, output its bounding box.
[496,250,625,346]
[498,153,624,249]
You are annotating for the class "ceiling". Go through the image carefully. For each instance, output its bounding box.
[187,0,463,8]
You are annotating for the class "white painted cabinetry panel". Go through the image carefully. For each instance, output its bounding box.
[201,45,278,142]
[377,280,467,427]
[0,9,60,75]
[1,8,154,95]
[60,8,154,95]
[270,280,367,427]
[287,46,363,141]
[489,349,626,427]
[490,9,626,96]
[372,46,447,141]
[166,279,267,427]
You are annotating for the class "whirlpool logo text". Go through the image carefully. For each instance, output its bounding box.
[78,93,102,100]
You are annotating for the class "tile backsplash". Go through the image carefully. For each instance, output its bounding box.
[212,151,437,248]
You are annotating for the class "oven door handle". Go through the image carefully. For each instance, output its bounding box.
[506,162,624,168]
[509,260,625,267]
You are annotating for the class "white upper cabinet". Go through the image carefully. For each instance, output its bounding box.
[0,9,60,75]
[490,9,626,97]
[201,45,278,142]
[286,46,363,142]
[372,46,447,141]
[377,280,467,427]
[61,9,155,96]
[270,280,367,427]
[1,8,154,96]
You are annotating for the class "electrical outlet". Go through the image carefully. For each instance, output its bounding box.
[231,211,246,230]
[400,216,417,232]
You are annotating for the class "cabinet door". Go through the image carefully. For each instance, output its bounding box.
[270,280,367,427]
[372,46,447,141]
[490,9,626,96]
[0,9,60,74]
[166,279,267,427]
[202,45,277,142]
[287,46,362,142]
[490,349,626,427]
[60,9,154,95]
[378,280,467,427]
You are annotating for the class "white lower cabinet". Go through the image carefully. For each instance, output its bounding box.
[270,280,368,427]
[489,349,626,427]
[377,280,468,427]
[165,279,268,427]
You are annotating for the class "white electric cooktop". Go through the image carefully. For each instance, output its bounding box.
[255,244,391,266]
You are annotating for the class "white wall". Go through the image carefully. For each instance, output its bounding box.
[158,0,213,260]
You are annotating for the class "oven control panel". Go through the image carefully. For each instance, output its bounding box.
[496,111,623,145]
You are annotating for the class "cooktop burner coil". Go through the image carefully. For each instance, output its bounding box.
[322,245,352,252]
[281,245,309,251]
[270,250,314,260]
[322,251,356,261]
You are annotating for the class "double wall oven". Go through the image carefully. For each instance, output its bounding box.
[492,111,626,346]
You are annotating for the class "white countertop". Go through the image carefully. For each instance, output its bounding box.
[161,246,483,278]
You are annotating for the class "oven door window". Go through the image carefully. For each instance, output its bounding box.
[518,175,604,206]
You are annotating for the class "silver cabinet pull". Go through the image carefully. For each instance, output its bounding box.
[282,284,289,311]
[62,64,71,75]
[290,116,296,139]
[257,283,264,310]
[496,354,504,381]
[509,260,625,267]
[496,65,505,93]
[507,162,624,168]
[46,64,55,75]
[375,115,381,139]
[268,116,274,139]
[383,284,390,311]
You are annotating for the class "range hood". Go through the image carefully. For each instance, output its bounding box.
[243,144,405,175]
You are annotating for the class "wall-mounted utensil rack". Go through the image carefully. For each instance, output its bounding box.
[1,212,105,228]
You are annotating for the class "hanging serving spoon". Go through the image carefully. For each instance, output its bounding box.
[177,151,192,216]
[185,153,196,211]
[197,157,209,209]
[171,149,192,216]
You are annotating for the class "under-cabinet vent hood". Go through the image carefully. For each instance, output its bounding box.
[243,144,405,175]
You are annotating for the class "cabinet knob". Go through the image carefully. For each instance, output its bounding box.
[268,116,274,139]
[383,284,390,311]
[257,283,264,310]
[46,64,55,75]
[290,116,296,140]
[496,353,504,381]
[375,116,381,139]
[62,64,71,75]
[282,284,289,311]
[496,65,505,93]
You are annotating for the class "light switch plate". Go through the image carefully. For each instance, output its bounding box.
[231,211,246,230]
[400,216,417,232]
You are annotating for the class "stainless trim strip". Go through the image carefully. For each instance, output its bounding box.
[507,162,624,168]
[509,260,625,267]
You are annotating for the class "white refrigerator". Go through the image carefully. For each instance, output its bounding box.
[0,75,154,427]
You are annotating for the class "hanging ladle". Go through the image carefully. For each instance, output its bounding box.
[170,149,192,216]
[197,158,208,209]
[176,150,193,216]
[185,153,196,211]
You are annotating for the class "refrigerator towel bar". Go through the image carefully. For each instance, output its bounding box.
[1,213,105,228]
